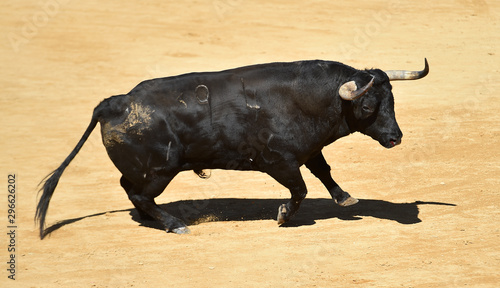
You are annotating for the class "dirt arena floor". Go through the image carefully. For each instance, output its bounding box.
[1,0,499,287]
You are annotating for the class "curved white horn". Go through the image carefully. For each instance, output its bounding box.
[338,76,375,101]
[385,58,429,81]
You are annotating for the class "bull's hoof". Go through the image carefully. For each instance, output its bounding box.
[277,204,288,225]
[337,192,359,207]
[169,226,191,234]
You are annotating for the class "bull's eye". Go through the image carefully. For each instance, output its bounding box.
[362,105,374,114]
[359,104,376,119]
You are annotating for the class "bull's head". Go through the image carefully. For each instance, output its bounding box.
[339,59,429,148]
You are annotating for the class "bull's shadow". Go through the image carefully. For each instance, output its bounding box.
[42,198,456,237]
[133,198,456,230]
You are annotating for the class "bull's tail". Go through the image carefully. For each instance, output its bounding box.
[36,113,99,239]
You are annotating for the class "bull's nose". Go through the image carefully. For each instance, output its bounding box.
[391,130,403,147]
[390,138,402,147]
[390,131,403,147]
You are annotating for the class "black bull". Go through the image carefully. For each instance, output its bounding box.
[36,59,429,238]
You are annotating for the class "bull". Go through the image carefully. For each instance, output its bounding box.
[36,59,429,238]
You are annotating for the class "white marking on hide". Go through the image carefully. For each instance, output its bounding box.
[246,103,261,109]
[195,85,209,104]
[166,141,172,161]
[177,94,187,108]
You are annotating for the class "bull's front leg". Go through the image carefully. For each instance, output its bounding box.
[277,184,306,225]
[305,152,358,207]
[265,164,308,225]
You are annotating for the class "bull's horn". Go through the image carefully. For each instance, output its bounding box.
[385,58,429,81]
[338,76,375,101]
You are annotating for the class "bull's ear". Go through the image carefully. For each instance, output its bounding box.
[338,74,375,101]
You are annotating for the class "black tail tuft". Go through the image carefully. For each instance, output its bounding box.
[35,116,99,239]
[36,167,65,239]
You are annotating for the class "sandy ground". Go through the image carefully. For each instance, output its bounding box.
[1,0,499,287]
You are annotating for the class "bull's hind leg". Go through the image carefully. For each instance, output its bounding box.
[305,152,358,207]
[125,175,190,234]
[120,176,154,220]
